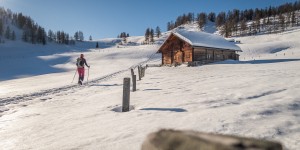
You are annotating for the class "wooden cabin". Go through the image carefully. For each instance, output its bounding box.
[158,30,242,66]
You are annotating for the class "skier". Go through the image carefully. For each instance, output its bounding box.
[76,54,90,85]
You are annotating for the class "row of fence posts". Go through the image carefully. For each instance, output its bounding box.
[122,65,147,112]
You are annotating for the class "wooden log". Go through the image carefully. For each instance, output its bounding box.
[141,129,282,150]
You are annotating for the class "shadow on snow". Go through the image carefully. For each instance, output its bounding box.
[0,55,71,81]
[90,84,122,87]
[243,59,300,64]
[215,59,300,65]
[140,108,187,112]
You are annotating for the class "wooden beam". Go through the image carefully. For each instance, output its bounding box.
[192,47,195,62]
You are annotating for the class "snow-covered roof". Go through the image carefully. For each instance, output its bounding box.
[172,29,242,51]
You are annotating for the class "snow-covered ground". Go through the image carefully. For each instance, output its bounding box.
[1,28,300,150]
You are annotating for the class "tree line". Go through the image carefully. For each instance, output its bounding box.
[167,1,300,37]
[0,7,85,45]
[143,26,161,44]
[117,32,130,43]
[116,27,161,45]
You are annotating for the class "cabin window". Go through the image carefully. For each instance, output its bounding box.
[207,54,212,59]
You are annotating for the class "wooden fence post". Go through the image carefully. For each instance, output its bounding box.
[142,67,146,77]
[131,68,134,77]
[122,78,130,112]
[133,75,136,92]
[131,68,136,92]
[138,66,142,80]
[141,67,143,78]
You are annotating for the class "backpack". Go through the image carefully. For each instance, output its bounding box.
[76,58,84,67]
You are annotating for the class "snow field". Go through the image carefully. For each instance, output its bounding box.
[0,29,300,149]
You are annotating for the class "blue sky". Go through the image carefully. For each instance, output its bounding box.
[0,0,298,39]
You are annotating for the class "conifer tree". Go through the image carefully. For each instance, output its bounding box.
[123,36,127,43]
[48,30,54,42]
[22,30,28,42]
[291,11,296,26]
[5,26,10,39]
[216,12,226,27]
[155,26,161,38]
[279,14,285,31]
[11,30,16,40]
[0,20,3,36]
[197,12,207,30]
[64,33,69,45]
[74,31,79,41]
[145,28,150,43]
[262,18,267,31]
[57,31,61,43]
[118,32,128,43]
[208,12,216,22]
[79,31,84,41]
[240,19,247,35]
[150,28,154,43]
[167,22,171,31]
[37,27,46,44]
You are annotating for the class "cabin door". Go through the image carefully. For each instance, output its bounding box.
[175,51,183,64]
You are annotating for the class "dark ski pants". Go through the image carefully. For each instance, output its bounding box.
[77,68,85,81]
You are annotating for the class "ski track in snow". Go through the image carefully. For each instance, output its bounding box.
[0,70,124,106]
[0,53,157,115]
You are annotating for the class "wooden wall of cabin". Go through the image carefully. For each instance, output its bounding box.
[193,47,238,63]
[162,52,172,64]
[161,37,193,65]
[160,33,239,65]
[194,48,206,61]
[174,42,193,64]
[222,51,237,60]
[174,51,183,63]
[182,44,193,62]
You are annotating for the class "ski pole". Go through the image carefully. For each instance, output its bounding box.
[87,67,90,84]
[71,69,77,83]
